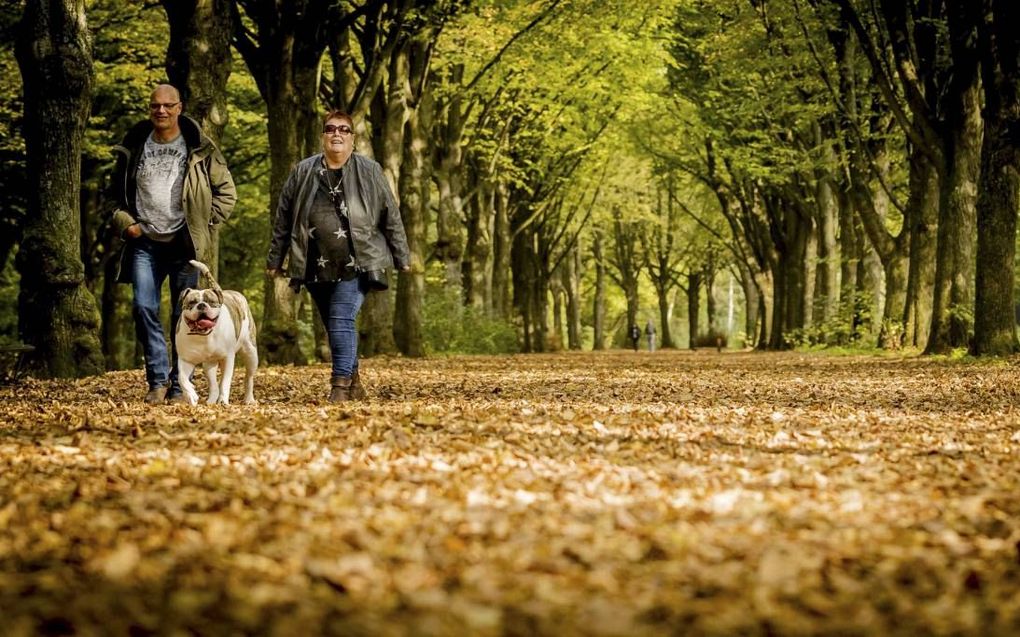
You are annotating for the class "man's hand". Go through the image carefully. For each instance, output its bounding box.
[124,223,143,240]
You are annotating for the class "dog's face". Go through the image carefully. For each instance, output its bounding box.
[179,288,225,335]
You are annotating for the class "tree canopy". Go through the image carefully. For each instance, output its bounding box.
[3,0,1020,376]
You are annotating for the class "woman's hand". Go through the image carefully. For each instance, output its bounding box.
[124,223,143,240]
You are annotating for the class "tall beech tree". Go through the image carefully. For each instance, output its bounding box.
[233,0,335,364]
[972,0,1020,355]
[831,0,982,353]
[162,0,233,279]
[162,0,232,142]
[235,0,394,363]
[642,177,686,349]
[15,0,104,377]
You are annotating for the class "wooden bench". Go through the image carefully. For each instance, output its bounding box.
[0,343,35,382]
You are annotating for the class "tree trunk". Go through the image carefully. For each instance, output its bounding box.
[162,0,232,279]
[234,1,334,365]
[814,134,841,325]
[861,230,886,342]
[393,84,430,358]
[837,186,860,341]
[550,271,564,352]
[764,194,809,348]
[434,66,466,291]
[261,94,309,364]
[356,69,399,358]
[737,261,760,349]
[704,263,717,337]
[768,258,788,350]
[511,225,537,352]
[312,301,330,362]
[972,0,1020,356]
[658,283,673,349]
[359,292,396,357]
[532,234,551,352]
[162,0,231,142]
[100,255,131,370]
[785,209,811,336]
[903,151,938,348]
[687,272,701,350]
[592,230,606,350]
[564,245,582,350]
[492,184,512,320]
[925,86,982,353]
[611,211,641,345]
[464,167,493,311]
[15,0,104,378]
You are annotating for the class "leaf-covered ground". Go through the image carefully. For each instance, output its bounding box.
[2,351,1020,636]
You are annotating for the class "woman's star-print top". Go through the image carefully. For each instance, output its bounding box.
[306,166,358,282]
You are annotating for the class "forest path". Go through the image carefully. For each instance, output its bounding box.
[1,351,1019,635]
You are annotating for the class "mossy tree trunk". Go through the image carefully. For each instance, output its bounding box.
[972,0,1020,356]
[162,0,233,279]
[15,0,104,378]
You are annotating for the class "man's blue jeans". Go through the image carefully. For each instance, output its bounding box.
[309,278,365,378]
[129,234,198,394]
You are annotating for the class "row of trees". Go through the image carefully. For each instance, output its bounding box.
[8,0,697,377]
[6,0,1020,378]
[652,0,1020,355]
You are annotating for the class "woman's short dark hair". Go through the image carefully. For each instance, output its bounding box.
[322,110,354,128]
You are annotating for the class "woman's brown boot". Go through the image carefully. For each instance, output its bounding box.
[350,369,367,400]
[329,376,353,402]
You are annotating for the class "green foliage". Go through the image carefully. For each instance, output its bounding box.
[217,58,271,303]
[785,291,877,349]
[0,6,26,272]
[86,1,171,178]
[423,269,519,356]
[665,0,836,188]
[0,249,17,345]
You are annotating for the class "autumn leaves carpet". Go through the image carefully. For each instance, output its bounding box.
[1,351,1019,635]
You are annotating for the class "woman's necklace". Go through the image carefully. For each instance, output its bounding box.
[324,166,343,198]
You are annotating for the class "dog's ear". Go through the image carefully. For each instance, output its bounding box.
[213,288,224,304]
[178,288,193,306]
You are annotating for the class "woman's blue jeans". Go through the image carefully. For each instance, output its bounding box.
[309,278,365,378]
[129,235,198,393]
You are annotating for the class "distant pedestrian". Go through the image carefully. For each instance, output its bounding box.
[628,324,640,351]
[645,320,657,352]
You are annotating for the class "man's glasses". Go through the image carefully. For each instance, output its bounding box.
[323,124,353,136]
[149,102,180,111]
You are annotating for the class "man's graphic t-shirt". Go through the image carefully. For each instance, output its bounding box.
[134,132,188,241]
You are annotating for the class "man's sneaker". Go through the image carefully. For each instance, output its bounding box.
[144,386,168,405]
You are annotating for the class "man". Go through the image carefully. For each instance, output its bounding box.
[107,84,236,404]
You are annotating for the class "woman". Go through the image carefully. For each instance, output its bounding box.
[266,110,411,401]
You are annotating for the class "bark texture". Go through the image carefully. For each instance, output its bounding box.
[15,0,104,378]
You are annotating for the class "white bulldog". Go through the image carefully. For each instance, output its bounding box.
[175,260,258,405]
